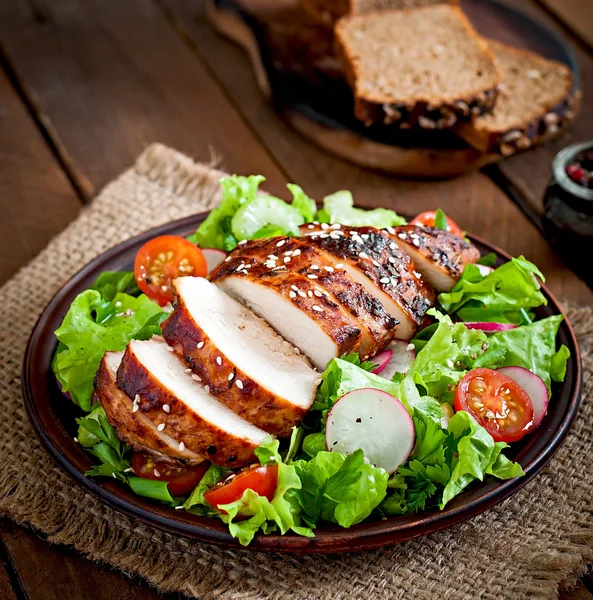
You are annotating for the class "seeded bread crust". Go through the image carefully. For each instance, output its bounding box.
[334,6,500,129]
[455,40,577,156]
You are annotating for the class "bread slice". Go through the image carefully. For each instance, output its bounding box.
[455,40,577,155]
[334,5,500,128]
[302,0,457,25]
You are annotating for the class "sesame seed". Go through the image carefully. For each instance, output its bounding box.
[284,257,291,263]
[236,263,246,271]
[313,221,319,225]
[389,256,396,264]
[331,223,341,229]
[224,256,232,262]
[335,263,344,269]
[292,249,301,256]
[74,437,78,443]
[380,277,390,284]
[268,254,278,260]
[386,226,396,234]
[228,372,235,381]
[330,233,340,240]
[406,343,415,351]
[321,223,329,230]
[276,240,286,247]
[307,224,314,229]
[157,423,165,431]
[291,285,299,292]
[174,505,184,510]
[298,291,307,298]
[307,274,318,279]
[373,260,381,267]
[205,385,210,394]
[154,469,161,477]
[216,356,222,365]
[361,234,370,240]
[324,266,334,272]
[272,266,286,271]
[311,235,318,240]
[132,405,139,413]
[320,233,329,239]
[134,394,141,403]
[389,242,397,250]
[314,290,323,297]
[184,368,192,373]
[238,239,248,245]
[359,252,369,259]
[197,341,204,349]
[310,265,320,270]
[289,291,296,298]
[166,346,174,352]
[284,250,293,256]
[179,441,185,452]
[307,290,313,297]
[236,380,244,390]
[245,264,252,269]
[312,305,322,312]
[191,374,201,381]
[163,404,171,413]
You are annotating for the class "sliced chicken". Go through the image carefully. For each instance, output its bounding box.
[95,351,204,464]
[216,236,399,358]
[386,225,481,292]
[301,225,436,340]
[116,337,268,467]
[211,240,364,370]
[161,277,319,437]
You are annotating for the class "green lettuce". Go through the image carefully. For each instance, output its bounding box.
[53,289,166,411]
[438,257,547,324]
[485,315,569,391]
[317,191,406,228]
[215,438,313,546]
[294,449,388,527]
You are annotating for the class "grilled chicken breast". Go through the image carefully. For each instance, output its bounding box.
[387,225,480,292]
[96,351,204,464]
[116,337,268,467]
[211,240,364,370]
[215,236,399,359]
[301,225,436,339]
[161,277,319,437]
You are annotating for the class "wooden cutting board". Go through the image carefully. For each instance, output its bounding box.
[206,0,580,178]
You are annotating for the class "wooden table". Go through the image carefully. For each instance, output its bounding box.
[0,0,591,598]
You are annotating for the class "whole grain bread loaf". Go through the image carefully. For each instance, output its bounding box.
[455,40,577,155]
[302,0,457,25]
[334,5,500,128]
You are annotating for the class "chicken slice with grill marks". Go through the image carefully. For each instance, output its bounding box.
[213,236,399,359]
[300,225,436,340]
[95,351,204,465]
[210,240,363,370]
[161,276,319,438]
[386,225,481,292]
[116,337,268,468]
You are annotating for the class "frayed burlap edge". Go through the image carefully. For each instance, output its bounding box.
[1,143,592,600]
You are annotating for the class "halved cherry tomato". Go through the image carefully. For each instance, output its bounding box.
[454,368,534,443]
[134,235,207,305]
[410,211,464,238]
[131,453,209,496]
[204,464,278,509]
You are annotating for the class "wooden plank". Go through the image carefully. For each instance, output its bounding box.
[0,534,18,600]
[159,0,593,306]
[0,520,183,600]
[0,0,288,198]
[0,69,81,285]
[538,0,593,50]
[561,582,593,600]
[489,0,593,216]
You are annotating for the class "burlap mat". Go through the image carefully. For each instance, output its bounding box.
[2,143,592,599]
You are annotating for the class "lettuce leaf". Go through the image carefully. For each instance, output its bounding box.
[438,257,547,324]
[318,191,406,228]
[485,315,569,391]
[216,438,313,546]
[293,449,388,527]
[52,289,166,411]
[287,184,317,222]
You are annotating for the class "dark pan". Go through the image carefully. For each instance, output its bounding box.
[22,213,582,553]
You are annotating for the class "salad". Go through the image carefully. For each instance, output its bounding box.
[52,175,570,546]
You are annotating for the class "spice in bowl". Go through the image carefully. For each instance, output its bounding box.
[565,148,593,189]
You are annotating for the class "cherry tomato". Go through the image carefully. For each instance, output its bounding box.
[204,464,279,509]
[131,453,209,496]
[133,235,207,305]
[454,368,534,443]
[410,211,464,238]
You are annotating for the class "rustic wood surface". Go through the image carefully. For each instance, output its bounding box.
[0,0,591,598]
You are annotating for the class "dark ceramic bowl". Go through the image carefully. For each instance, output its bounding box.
[22,213,582,553]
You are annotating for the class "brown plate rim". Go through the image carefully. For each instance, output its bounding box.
[22,212,583,553]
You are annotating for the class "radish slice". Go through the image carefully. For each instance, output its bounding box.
[376,340,416,380]
[371,349,393,375]
[476,264,494,277]
[497,366,549,430]
[202,248,227,273]
[326,388,415,474]
[464,322,518,333]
